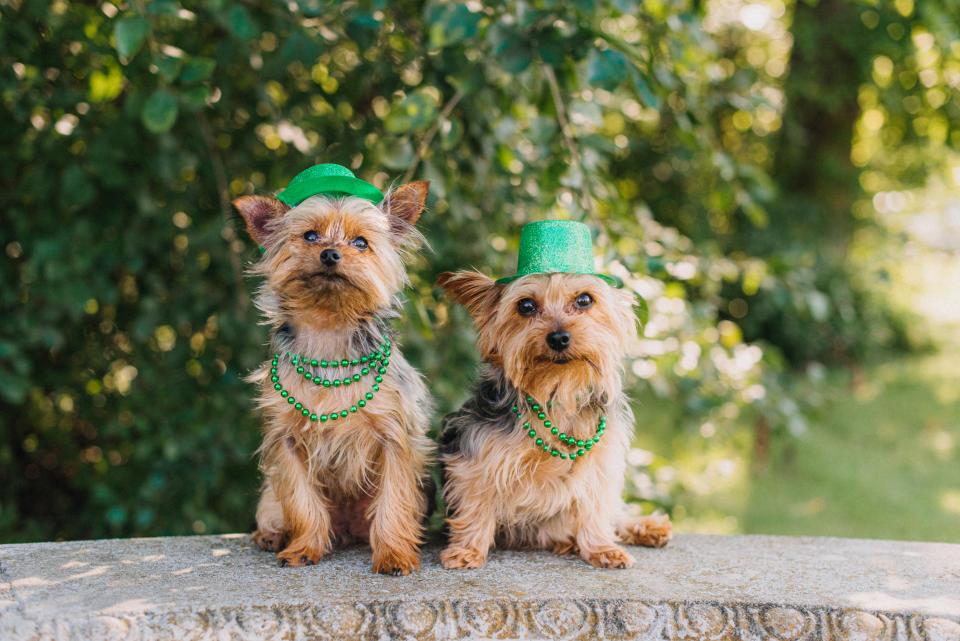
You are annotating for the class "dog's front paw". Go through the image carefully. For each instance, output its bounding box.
[253,529,287,553]
[583,545,635,569]
[618,514,672,548]
[276,542,325,567]
[372,546,420,576]
[440,546,487,570]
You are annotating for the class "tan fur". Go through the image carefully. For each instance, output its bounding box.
[233,195,290,245]
[438,272,671,569]
[252,197,411,329]
[382,180,428,229]
[235,184,433,575]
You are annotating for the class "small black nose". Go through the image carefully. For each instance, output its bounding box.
[546,330,571,352]
[320,248,342,267]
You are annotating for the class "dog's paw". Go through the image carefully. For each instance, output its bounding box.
[439,546,487,570]
[551,539,580,557]
[276,543,325,567]
[583,545,635,569]
[617,514,672,548]
[253,529,287,553]
[372,546,420,576]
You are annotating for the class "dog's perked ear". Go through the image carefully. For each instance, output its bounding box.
[436,271,502,319]
[232,195,291,246]
[382,181,429,234]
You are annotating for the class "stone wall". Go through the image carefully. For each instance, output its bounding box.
[1,534,958,640]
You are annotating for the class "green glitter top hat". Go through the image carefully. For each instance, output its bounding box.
[495,220,623,288]
[276,163,384,207]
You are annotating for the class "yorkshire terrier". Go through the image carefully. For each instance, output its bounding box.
[436,269,672,569]
[233,177,433,575]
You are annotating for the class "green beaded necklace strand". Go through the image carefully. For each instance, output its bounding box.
[269,338,391,423]
[510,396,606,461]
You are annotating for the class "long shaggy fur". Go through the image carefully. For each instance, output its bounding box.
[437,271,671,569]
[236,182,433,575]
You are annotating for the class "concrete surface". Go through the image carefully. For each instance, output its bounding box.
[1,533,959,640]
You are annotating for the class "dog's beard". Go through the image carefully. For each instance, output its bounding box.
[532,353,599,368]
[302,271,357,291]
[507,349,610,409]
[276,265,396,327]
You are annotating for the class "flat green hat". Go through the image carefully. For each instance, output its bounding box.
[276,163,384,206]
[495,220,623,288]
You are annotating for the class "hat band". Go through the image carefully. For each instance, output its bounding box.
[277,175,384,206]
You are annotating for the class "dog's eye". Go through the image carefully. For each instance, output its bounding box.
[517,298,538,316]
[350,236,368,251]
[574,293,594,309]
[303,230,320,243]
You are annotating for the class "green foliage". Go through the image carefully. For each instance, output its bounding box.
[0,0,951,542]
[114,16,150,59]
[141,89,179,133]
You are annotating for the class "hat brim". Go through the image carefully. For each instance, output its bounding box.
[277,175,384,206]
[494,272,623,288]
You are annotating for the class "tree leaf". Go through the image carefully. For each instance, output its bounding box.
[428,4,481,48]
[0,369,29,404]
[141,90,179,133]
[154,56,182,82]
[62,166,95,210]
[180,85,210,110]
[345,12,380,49]
[89,64,124,102]
[227,6,256,39]
[587,49,628,90]
[385,91,439,133]
[537,29,566,65]
[180,57,216,83]
[630,67,660,109]
[498,41,533,74]
[146,0,180,15]
[634,295,649,326]
[114,16,150,60]
[281,33,322,64]
[380,137,414,169]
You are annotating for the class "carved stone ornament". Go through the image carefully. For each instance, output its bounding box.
[2,534,958,640]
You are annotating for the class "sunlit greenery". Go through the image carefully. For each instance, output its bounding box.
[2,0,957,542]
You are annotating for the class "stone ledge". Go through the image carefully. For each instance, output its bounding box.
[1,534,958,640]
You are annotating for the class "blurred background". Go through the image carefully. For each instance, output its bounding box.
[2,0,958,544]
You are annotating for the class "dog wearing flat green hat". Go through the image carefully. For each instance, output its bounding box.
[233,164,435,575]
[436,219,672,570]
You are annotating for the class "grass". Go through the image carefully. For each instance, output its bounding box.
[631,321,960,543]
[742,344,960,542]
[740,246,960,543]
[631,243,960,543]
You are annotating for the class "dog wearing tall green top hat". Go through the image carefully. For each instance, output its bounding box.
[233,164,434,575]
[437,220,671,569]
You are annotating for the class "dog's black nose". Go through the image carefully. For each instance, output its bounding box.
[320,248,342,267]
[546,330,571,352]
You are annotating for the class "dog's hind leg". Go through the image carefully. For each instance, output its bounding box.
[571,500,636,569]
[616,513,672,548]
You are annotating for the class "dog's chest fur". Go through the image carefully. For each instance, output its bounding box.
[255,322,419,500]
[440,367,628,526]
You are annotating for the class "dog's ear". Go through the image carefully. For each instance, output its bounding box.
[436,270,502,318]
[232,195,290,245]
[383,181,428,233]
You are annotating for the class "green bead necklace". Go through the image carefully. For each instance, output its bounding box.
[510,396,605,461]
[269,338,391,423]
